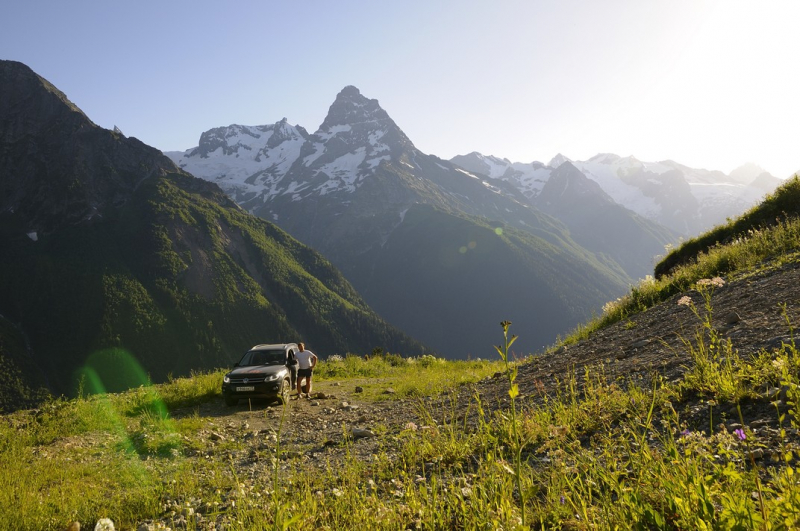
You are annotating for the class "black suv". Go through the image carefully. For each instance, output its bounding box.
[222,343,297,406]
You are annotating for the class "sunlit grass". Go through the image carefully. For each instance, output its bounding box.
[315,353,505,399]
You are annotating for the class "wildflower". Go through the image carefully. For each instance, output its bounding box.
[560,495,566,505]
[404,422,418,431]
[697,277,725,289]
[94,519,115,531]
[678,296,692,307]
[734,428,746,441]
[681,429,691,437]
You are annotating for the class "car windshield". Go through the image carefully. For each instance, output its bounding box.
[238,350,286,367]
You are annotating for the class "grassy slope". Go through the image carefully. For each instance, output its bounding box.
[3,174,800,529]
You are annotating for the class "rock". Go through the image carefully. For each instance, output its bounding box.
[311,401,320,406]
[748,448,765,460]
[351,428,376,439]
[209,431,225,442]
[750,419,771,429]
[383,388,396,394]
[721,311,742,325]
[64,522,80,531]
[354,386,364,393]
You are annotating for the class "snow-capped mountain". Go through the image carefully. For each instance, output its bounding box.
[449,152,784,236]
[167,86,660,358]
[166,119,309,203]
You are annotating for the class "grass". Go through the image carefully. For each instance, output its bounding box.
[314,353,505,400]
[2,301,799,529]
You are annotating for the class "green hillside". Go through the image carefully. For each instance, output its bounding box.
[0,171,425,408]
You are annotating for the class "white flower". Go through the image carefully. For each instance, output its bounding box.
[677,296,693,307]
[94,519,115,531]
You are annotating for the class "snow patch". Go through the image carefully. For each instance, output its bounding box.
[455,168,480,179]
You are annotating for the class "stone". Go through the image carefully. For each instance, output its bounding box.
[354,386,364,393]
[351,428,376,439]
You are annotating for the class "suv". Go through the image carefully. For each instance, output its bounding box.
[222,343,297,406]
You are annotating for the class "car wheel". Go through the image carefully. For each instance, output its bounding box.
[277,378,290,404]
[224,395,238,407]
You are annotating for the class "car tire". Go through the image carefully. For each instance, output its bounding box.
[224,395,238,407]
[277,378,290,405]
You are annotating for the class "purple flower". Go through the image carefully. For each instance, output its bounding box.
[560,495,565,505]
[734,428,746,441]
[681,429,691,437]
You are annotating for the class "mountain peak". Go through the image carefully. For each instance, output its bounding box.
[729,162,770,185]
[319,85,391,130]
[339,85,362,98]
[0,60,180,233]
[547,153,572,168]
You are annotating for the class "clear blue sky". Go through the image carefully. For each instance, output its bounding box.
[3,0,799,176]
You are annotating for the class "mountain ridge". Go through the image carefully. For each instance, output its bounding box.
[0,61,425,411]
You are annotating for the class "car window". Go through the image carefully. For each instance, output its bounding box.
[239,350,286,366]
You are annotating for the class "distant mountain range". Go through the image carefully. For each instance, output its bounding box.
[166,87,684,358]
[450,152,784,236]
[0,61,424,411]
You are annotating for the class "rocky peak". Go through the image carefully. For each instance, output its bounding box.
[729,162,770,185]
[266,118,308,149]
[547,153,572,169]
[319,85,394,131]
[0,60,181,234]
[306,85,414,165]
[540,161,607,200]
[0,60,93,140]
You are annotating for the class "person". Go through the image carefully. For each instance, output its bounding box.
[287,347,298,392]
[295,342,318,398]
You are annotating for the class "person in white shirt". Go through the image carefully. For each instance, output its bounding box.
[295,342,318,398]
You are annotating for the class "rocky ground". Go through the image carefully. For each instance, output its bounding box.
[65,261,800,530]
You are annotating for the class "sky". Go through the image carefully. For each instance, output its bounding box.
[3,1,799,177]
